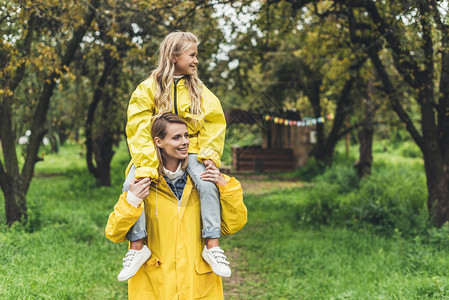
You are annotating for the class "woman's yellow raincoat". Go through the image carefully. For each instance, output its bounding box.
[126,76,226,179]
[105,174,247,300]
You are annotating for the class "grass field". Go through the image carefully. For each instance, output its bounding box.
[1,141,449,299]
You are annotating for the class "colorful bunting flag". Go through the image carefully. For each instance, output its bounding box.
[263,113,334,127]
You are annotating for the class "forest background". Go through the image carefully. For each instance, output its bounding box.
[1,0,449,298]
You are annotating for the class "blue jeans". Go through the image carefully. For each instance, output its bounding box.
[124,165,147,241]
[125,154,221,241]
[186,154,221,239]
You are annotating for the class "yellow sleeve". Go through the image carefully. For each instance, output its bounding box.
[219,174,247,236]
[126,78,159,179]
[196,85,226,168]
[105,193,144,243]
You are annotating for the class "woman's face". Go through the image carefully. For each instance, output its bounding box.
[173,43,198,76]
[155,123,190,161]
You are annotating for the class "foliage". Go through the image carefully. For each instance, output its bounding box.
[293,144,429,236]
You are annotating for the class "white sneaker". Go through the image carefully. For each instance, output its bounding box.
[117,245,152,282]
[201,246,231,277]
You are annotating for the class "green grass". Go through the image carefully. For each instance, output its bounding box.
[0,142,131,299]
[1,140,448,299]
[220,141,449,299]
[226,220,449,299]
[224,185,449,299]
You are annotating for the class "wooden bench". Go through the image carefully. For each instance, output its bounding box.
[232,146,295,172]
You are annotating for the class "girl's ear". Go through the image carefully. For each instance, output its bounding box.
[154,137,163,148]
[172,55,177,63]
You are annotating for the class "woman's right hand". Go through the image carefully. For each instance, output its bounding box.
[129,177,152,199]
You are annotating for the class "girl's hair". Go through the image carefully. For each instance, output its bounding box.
[151,32,204,121]
[151,112,189,177]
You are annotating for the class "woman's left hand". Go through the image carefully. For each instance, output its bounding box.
[200,163,227,186]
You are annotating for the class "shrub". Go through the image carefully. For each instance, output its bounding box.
[394,140,423,158]
[294,158,326,181]
[294,160,428,236]
[314,164,359,194]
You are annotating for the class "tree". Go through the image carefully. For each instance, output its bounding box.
[332,0,449,225]
[0,0,99,225]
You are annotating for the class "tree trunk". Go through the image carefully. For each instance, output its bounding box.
[48,133,59,153]
[307,58,366,166]
[356,121,374,179]
[93,135,114,186]
[85,44,118,184]
[424,155,449,226]
[356,79,377,179]
[2,172,27,225]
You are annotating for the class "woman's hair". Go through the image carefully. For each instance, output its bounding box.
[151,32,204,121]
[151,112,189,177]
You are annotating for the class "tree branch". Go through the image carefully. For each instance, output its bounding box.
[340,0,421,87]
[336,121,363,140]
[9,15,36,93]
[326,57,367,148]
[368,48,425,150]
[418,1,434,79]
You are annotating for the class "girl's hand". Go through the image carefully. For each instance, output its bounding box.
[200,164,227,186]
[129,177,152,199]
[203,159,216,168]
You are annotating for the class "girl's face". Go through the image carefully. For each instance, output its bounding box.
[173,44,198,76]
[154,123,190,161]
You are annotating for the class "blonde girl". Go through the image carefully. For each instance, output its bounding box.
[117,32,230,281]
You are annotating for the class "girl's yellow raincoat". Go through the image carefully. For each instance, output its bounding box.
[126,76,226,179]
[105,174,247,299]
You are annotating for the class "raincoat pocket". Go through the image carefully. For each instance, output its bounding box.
[194,258,216,299]
[145,256,163,267]
[195,258,213,274]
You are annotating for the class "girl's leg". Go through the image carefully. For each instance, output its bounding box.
[187,153,231,277]
[123,164,147,245]
[186,154,221,241]
[117,164,151,282]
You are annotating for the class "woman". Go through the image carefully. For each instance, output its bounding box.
[105,113,247,299]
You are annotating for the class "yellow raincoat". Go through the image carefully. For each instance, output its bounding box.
[105,174,247,300]
[126,76,227,179]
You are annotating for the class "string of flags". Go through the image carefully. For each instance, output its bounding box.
[264,114,335,127]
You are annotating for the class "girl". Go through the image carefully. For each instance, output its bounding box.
[106,113,247,299]
[117,32,229,281]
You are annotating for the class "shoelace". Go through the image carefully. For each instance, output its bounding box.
[211,249,230,266]
[122,251,136,267]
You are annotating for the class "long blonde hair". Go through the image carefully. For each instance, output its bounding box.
[151,112,189,178]
[151,32,204,121]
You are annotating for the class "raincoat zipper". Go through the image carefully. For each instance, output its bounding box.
[173,79,179,115]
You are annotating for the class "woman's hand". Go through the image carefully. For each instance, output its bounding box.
[200,163,227,186]
[129,177,152,199]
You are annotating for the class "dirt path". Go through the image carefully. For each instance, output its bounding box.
[222,247,245,299]
[222,175,305,299]
[236,174,307,195]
